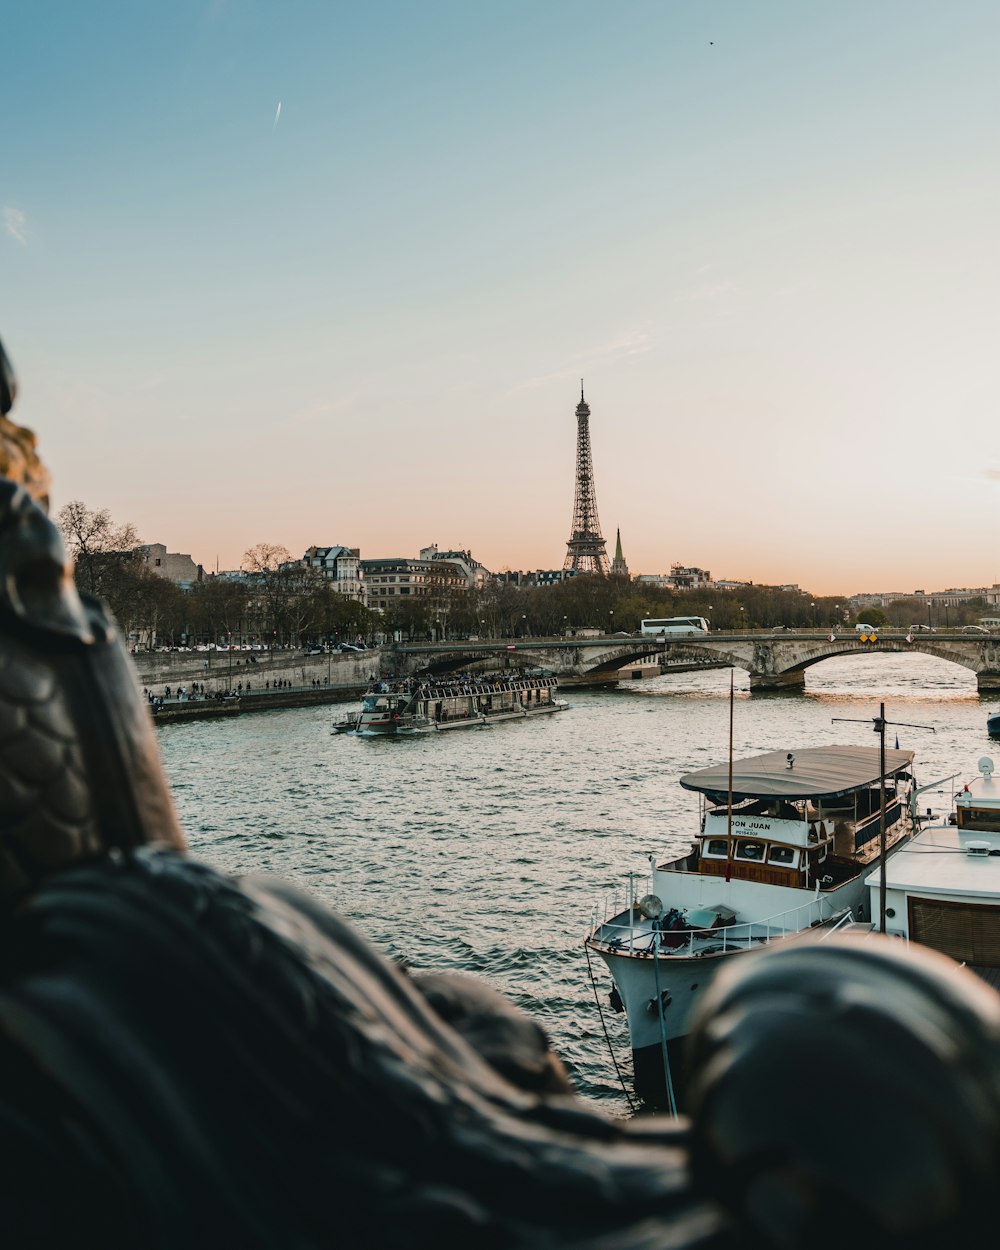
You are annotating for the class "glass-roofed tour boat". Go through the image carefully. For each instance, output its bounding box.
[586,743,917,1112]
[333,670,566,735]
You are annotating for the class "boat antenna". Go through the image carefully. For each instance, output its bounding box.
[832,706,935,934]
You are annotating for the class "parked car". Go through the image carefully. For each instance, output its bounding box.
[962,625,990,634]
[854,623,878,634]
[909,624,935,632]
[338,643,363,652]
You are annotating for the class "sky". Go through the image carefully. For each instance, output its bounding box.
[3,1,1000,596]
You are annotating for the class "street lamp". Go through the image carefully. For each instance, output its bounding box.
[521,614,527,639]
[609,610,614,634]
[739,606,746,632]
[811,601,816,629]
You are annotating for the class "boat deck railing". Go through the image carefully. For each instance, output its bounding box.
[587,890,849,958]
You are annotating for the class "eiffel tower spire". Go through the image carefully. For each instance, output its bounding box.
[563,382,609,575]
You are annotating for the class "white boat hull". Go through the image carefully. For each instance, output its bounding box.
[590,878,866,1108]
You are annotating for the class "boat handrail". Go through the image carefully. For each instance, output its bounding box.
[587,889,847,955]
[819,909,856,938]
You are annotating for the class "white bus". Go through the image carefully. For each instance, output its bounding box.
[639,616,710,637]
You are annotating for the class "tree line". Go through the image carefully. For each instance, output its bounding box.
[55,501,988,649]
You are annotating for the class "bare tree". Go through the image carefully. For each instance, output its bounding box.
[57,501,141,593]
[242,543,293,574]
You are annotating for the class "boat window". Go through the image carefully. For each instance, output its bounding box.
[768,845,797,865]
[736,840,765,861]
[703,839,729,857]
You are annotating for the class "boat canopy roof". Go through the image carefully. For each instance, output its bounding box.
[680,745,915,804]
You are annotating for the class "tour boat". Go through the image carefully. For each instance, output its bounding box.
[865,755,1000,982]
[586,744,917,1111]
[333,671,566,735]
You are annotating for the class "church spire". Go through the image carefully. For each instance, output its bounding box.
[610,527,629,578]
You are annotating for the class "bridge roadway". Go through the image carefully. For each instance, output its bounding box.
[384,630,1000,694]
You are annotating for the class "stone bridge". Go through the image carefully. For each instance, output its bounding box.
[385,631,1000,693]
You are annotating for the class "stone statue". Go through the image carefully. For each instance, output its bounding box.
[2,335,1000,1249]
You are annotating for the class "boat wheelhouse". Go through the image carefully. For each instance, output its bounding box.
[586,744,916,1112]
[865,756,1000,982]
[334,671,566,735]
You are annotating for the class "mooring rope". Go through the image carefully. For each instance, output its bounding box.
[651,930,679,1117]
[583,938,636,1113]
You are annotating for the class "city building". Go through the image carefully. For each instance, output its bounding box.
[495,569,581,587]
[668,564,711,589]
[419,544,491,591]
[850,586,1000,611]
[361,556,469,614]
[634,565,713,590]
[138,543,203,589]
[301,545,364,601]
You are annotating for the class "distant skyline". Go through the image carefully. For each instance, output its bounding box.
[5,2,1000,597]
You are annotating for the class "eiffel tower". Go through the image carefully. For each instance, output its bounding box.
[563,382,609,575]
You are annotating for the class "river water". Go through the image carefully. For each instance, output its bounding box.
[156,654,999,1112]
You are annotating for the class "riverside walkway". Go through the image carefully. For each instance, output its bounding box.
[149,684,358,724]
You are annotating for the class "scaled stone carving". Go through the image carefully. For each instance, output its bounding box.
[0,338,51,508]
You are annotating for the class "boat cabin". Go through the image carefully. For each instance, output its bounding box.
[674,745,915,890]
[956,756,1000,833]
[867,758,1000,972]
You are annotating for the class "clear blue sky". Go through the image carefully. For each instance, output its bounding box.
[4,1,999,593]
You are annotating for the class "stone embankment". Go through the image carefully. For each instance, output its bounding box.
[132,649,377,724]
[133,648,376,696]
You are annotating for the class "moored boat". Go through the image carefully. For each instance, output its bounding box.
[586,743,917,1111]
[336,670,567,735]
[987,711,1000,739]
[865,755,1000,983]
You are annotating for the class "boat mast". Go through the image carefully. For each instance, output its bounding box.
[725,670,735,883]
[833,706,935,933]
[876,703,887,933]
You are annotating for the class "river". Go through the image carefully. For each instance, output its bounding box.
[156,654,998,1112]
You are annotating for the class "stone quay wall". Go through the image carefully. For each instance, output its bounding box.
[132,648,379,698]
